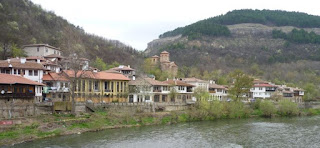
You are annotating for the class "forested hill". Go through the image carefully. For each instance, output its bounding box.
[160,9,320,38]
[146,9,320,99]
[0,0,143,67]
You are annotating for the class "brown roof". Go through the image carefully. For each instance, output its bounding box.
[151,55,159,58]
[43,72,69,81]
[129,78,169,86]
[110,65,134,71]
[94,71,130,81]
[253,79,269,84]
[23,44,61,51]
[182,77,207,83]
[104,69,122,74]
[63,70,129,81]
[44,54,64,59]
[160,51,169,54]
[254,84,277,87]
[0,60,47,70]
[209,83,225,89]
[26,56,46,61]
[0,73,44,86]
[163,80,194,87]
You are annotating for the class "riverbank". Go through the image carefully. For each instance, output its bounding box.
[1,100,320,146]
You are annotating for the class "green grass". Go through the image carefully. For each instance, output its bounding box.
[0,131,19,140]
[178,114,188,122]
[37,129,61,138]
[141,117,154,125]
[161,116,171,124]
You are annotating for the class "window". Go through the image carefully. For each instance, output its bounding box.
[162,95,167,102]
[145,95,150,100]
[17,69,21,75]
[37,47,39,52]
[94,81,99,91]
[13,69,16,74]
[88,81,92,92]
[34,70,38,76]
[117,82,119,92]
[82,80,85,91]
[45,48,48,52]
[259,87,263,90]
[105,81,109,91]
[54,51,56,54]
[154,95,160,102]
[65,83,69,88]
[178,86,184,90]
[120,82,123,92]
[60,82,64,88]
[29,70,33,76]
[111,82,114,92]
[163,86,168,91]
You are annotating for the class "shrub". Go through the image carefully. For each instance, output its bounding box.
[278,99,299,116]
[208,101,224,118]
[260,100,276,117]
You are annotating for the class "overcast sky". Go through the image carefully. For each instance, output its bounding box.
[31,0,320,50]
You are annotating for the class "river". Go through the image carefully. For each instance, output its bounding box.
[11,116,320,148]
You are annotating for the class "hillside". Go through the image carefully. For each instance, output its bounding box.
[146,10,320,99]
[0,0,143,67]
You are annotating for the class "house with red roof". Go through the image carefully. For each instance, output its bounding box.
[0,73,44,103]
[250,79,278,99]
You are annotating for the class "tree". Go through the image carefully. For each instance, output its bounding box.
[92,57,107,70]
[11,43,25,58]
[60,54,90,116]
[193,87,210,101]
[260,100,276,117]
[228,70,254,101]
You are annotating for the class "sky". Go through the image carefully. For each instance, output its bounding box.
[31,0,320,51]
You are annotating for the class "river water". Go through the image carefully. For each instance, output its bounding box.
[11,116,320,148]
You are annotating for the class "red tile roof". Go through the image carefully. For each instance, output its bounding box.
[0,73,44,86]
[209,83,226,89]
[0,60,47,70]
[110,65,134,71]
[63,70,130,81]
[253,84,276,87]
[163,80,194,87]
[43,72,69,81]
[182,77,207,83]
[161,51,169,54]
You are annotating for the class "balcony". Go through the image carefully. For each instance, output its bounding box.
[153,89,162,93]
[0,93,35,98]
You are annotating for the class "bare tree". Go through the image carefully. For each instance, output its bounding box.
[60,54,90,115]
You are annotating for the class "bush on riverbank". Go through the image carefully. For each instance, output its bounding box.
[278,99,300,116]
[259,100,277,117]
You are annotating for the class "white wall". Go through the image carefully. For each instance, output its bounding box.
[23,46,61,57]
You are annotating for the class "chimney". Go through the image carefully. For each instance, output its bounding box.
[132,76,135,80]
[93,68,98,73]
[37,59,40,63]
[7,59,10,63]
[20,57,26,64]
[128,65,130,68]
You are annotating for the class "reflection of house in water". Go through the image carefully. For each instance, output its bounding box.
[150,51,178,77]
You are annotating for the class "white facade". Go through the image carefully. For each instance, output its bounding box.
[23,44,61,57]
[250,87,274,99]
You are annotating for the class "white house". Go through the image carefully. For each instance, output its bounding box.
[208,82,228,101]
[250,83,277,99]
[0,58,46,83]
[22,44,62,57]
[128,78,170,103]
[181,77,209,91]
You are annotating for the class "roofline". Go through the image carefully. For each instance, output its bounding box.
[23,44,61,51]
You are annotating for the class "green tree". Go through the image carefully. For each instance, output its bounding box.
[260,100,276,117]
[278,99,299,116]
[91,57,107,70]
[228,70,254,101]
[11,44,25,57]
[193,87,210,101]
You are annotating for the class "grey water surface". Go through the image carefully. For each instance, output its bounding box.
[11,116,320,148]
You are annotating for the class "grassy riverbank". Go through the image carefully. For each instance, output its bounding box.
[1,100,320,146]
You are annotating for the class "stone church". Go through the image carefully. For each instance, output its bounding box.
[150,51,178,77]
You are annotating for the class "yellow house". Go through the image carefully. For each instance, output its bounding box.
[63,70,130,103]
